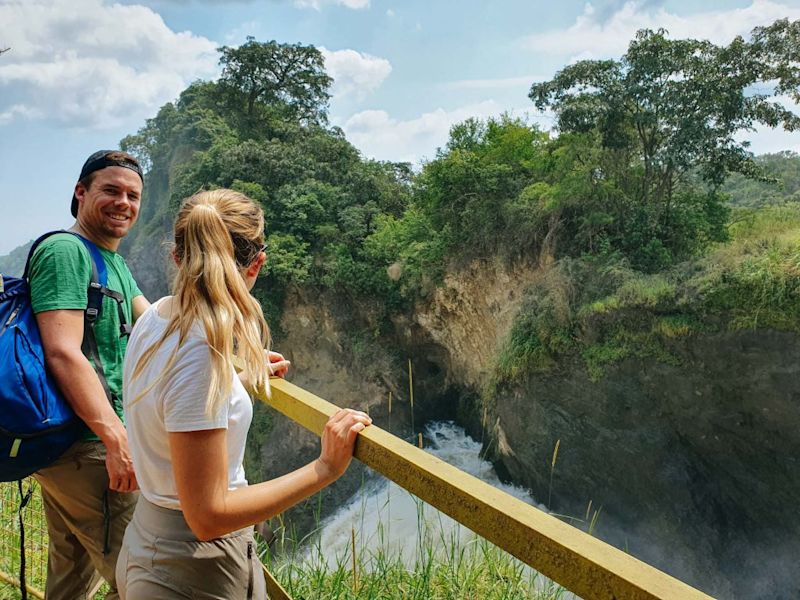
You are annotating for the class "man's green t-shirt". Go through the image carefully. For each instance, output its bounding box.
[28,233,142,441]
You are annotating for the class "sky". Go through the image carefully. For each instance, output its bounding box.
[1,0,800,255]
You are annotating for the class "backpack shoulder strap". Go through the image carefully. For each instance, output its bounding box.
[68,233,108,324]
[22,230,107,289]
[68,234,131,337]
[22,230,72,280]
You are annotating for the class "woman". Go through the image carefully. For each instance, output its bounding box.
[117,189,371,599]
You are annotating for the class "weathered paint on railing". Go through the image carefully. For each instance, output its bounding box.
[262,377,716,600]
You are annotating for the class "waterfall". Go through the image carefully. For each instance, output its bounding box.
[304,420,544,567]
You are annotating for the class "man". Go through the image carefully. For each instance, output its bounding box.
[30,150,150,599]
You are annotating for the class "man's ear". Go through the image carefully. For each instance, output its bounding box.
[74,182,86,208]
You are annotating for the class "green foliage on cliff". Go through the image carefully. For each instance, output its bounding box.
[368,21,800,296]
[696,204,800,330]
[494,204,800,385]
[477,20,800,386]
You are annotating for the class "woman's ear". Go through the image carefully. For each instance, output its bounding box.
[171,247,180,266]
[245,252,266,278]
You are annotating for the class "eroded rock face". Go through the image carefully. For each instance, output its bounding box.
[491,330,800,600]
[410,258,538,389]
[251,259,539,540]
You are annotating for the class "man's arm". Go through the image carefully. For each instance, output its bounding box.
[132,294,150,322]
[36,308,137,492]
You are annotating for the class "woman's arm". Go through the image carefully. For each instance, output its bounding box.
[170,408,370,541]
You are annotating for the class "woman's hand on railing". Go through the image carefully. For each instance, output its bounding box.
[318,408,372,481]
[267,350,291,378]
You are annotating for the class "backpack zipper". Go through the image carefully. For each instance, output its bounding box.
[1,306,20,335]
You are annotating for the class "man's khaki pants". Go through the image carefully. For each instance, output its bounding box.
[34,441,138,600]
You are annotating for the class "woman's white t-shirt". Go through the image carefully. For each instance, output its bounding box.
[122,297,252,511]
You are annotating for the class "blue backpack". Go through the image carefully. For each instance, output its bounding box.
[0,230,121,482]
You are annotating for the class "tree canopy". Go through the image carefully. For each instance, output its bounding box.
[115,22,800,318]
[218,37,332,124]
[525,20,800,270]
[530,20,800,189]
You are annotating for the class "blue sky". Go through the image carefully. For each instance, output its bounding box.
[2,0,800,254]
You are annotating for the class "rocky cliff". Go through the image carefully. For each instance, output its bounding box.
[238,257,538,540]
[491,330,800,599]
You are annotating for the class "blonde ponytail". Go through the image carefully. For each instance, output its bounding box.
[131,189,270,415]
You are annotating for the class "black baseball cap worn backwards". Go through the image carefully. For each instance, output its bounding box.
[70,150,144,218]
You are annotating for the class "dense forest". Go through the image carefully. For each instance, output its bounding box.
[3,21,799,339]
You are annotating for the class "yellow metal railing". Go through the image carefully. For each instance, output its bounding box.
[262,378,715,600]
[2,379,716,599]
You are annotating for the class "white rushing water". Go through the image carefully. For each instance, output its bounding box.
[303,420,546,569]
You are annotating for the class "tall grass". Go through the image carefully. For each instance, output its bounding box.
[1,480,48,599]
[0,480,108,600]
[265,495,568,600]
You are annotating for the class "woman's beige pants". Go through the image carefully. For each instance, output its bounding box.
[116,496,267,599]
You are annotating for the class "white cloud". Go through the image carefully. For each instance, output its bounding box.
[224,20,261,44]
[293,0,369,9]
[0,0,219,130]
[321,48,392,100]
[386,8,396,17]
[0,104,38,125]
[340,101,536,164]
[745,124,800,155]
[523,0,800,61]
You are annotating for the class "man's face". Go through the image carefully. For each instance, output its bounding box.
[74,166,142,242]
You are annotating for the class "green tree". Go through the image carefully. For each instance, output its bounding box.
[418,115,548,255]
[217,37,332,123]
[530,22,800,192]
[529,20,800,269]
[723,151,800,207]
